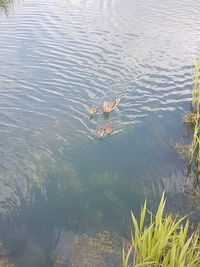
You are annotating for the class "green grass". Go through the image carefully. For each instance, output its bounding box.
[122,192,200,267]
[187,59,200,185]
[175,59,200,186]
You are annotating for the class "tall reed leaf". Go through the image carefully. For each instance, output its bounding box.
[122,192,200,267]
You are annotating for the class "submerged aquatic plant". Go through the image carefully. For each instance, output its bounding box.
[70,232,122,267]
[174,141,190,160]
[122,192,200,267]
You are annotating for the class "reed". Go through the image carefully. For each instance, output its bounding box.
[187,59,200,185]
[122,192,200,267]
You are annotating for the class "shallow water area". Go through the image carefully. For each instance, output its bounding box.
[0,0,200,265]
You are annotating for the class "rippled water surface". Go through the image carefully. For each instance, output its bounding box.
[0,0,200,265]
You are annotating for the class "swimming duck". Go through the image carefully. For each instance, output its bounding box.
[98,128,105,138]
[103,98,120,113]
[89,106,98,115]
[105,124,113,135]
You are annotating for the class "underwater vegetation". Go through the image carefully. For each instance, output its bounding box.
[1,146,198,266]
[122,192,200,267]
[0,151,167,265]
[0,242,15,266]
[23,154,161,232]
[69,232,122,267]
[50,231,123,267]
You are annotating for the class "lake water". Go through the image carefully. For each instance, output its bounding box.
[0,0,200,266]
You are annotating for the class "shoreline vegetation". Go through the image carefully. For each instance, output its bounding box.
[123,61,200,267]
[186,59,200,186]
[175,59,200,188]
[123,192,200,267]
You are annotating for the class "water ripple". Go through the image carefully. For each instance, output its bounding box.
[0,0,199,160]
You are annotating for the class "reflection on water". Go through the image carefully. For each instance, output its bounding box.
[0,0,200,265]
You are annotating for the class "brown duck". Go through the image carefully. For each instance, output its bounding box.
[105,124,113,135]
[98,128,105,138]
[89,106,98,115]
[98,124,113,138]
[103,98,120,113]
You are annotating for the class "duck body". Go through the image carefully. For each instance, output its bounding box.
[105,124,113,135]
[103,98,120,113]
[89,106,98,115]
[98,128,105,138]
[98,124,113,138]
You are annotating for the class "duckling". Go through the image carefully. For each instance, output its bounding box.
[103,98,120,113]
[89,106,98,115]
[89,106,98,119]
[98,128,105,138]
[105,124,113,135]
